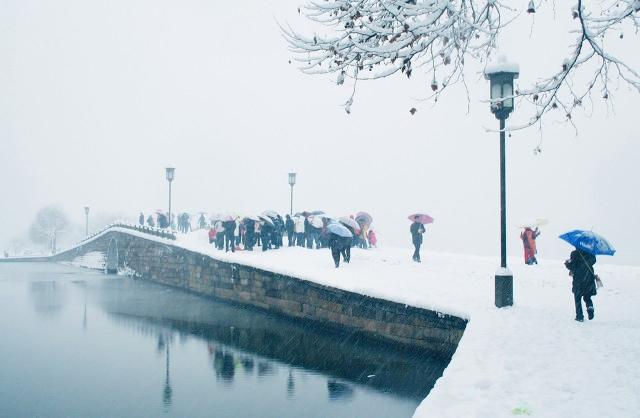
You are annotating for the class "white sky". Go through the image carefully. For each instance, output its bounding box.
[1,0,638,265]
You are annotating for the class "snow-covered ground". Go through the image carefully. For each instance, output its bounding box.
[62,251,106,270]
[169,230,640,418]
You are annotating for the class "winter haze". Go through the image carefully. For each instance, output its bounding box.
[1,0,638,264]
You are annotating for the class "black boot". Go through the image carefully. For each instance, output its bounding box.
[587,307,594,320]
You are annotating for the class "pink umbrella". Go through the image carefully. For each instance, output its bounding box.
[408,213,434,224]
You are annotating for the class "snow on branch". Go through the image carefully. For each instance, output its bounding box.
[283,0,640,129]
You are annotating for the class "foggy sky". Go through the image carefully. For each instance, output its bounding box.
[1,0,638,265]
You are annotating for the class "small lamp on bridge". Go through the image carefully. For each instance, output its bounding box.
[288,172,297,216]
[484,55,519,309]
[84,206,90,237]
[165,167,176,230]
[165,167,175,183]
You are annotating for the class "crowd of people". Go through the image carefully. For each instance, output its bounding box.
[138,210,383,268]
[202,212,380,268]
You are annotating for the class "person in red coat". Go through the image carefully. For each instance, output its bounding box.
[520,227,540,264]
[367,229,378,248]
[208,227,216,244]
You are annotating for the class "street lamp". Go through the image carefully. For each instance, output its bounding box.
[288,172,297,216]
[84,206,90,237]
[165,167,175,229]
[484,55,519,308]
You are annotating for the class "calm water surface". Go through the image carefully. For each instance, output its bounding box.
[0,263,448,418]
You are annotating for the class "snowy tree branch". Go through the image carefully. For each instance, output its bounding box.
[283,0,640,129]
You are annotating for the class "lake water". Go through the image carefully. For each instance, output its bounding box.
[0,263,448,418]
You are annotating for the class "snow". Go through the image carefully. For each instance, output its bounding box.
[62,251,106,270]
[65,228,640,417]
[495,267,513,276]
[485,55,520,77]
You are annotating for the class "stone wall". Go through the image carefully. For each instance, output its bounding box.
[6,229,467,356]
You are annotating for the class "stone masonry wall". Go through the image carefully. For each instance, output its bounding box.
[9,229,467,355]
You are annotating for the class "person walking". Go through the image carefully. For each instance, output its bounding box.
[295,215,305,247]
[285,215,295,247]
[261,220,273,251]
[329,232,351,268]
[208,227,216,245]
[368,229,378,248]
[237,221,245,247]
[139,212,145,226]
[198,213,207,230]
[215,221,225,250]
[521,227,541,264]
[410,220,426,262]
[146,215,155,227]
[273,215,284,249]
[157,213,169,229]
[223,220,236,253]
[565,248,598,322]
[244,219,256,251]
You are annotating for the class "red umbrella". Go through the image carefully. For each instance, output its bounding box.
[408,213,434,224]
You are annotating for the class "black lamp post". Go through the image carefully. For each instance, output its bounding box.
[165,167,175,229]
[288,172,297,216]
[484,56,519,308]
[84,206,90,237]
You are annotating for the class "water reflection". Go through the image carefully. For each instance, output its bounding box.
[29,281,67,317]
[0,264,451,418]
[212,347,235,383]
[328,380,355,401]
[287,369,295,397]
[95,278,449,401]
[163,341,172,411]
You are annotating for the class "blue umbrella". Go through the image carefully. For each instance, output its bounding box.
[327,223,353,238]
[559,229,616,256]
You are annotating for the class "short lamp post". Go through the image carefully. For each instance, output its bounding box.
[84,206,90,237]
[165,167,175,229]
[484,56,519,308]
[288,172,297,216]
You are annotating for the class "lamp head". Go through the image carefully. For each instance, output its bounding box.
[484,56,520,119]
[288,172,297,186]
[165,167,175,182]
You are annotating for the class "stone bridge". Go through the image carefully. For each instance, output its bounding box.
[2,226,467,357]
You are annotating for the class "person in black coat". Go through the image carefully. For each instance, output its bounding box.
[328,232,351,268]
[273,216,284,249]
[410,221,426,262]
[244,219,255,251]
[157,213,169,229]
[223,220,236,253]
[261,221,273,251]
[341,224,355,263]
[139,212,145,226]
[565,248,597,321]
[285,215,295,247]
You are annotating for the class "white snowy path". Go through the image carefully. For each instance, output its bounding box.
[82,228,639,417]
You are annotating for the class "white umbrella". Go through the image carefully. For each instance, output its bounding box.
[339,216,359,230]
[518,218,549,228]
[309,216,324,228]
[262,210,279,219]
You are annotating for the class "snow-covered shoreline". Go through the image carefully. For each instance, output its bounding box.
[50,228,640,417]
